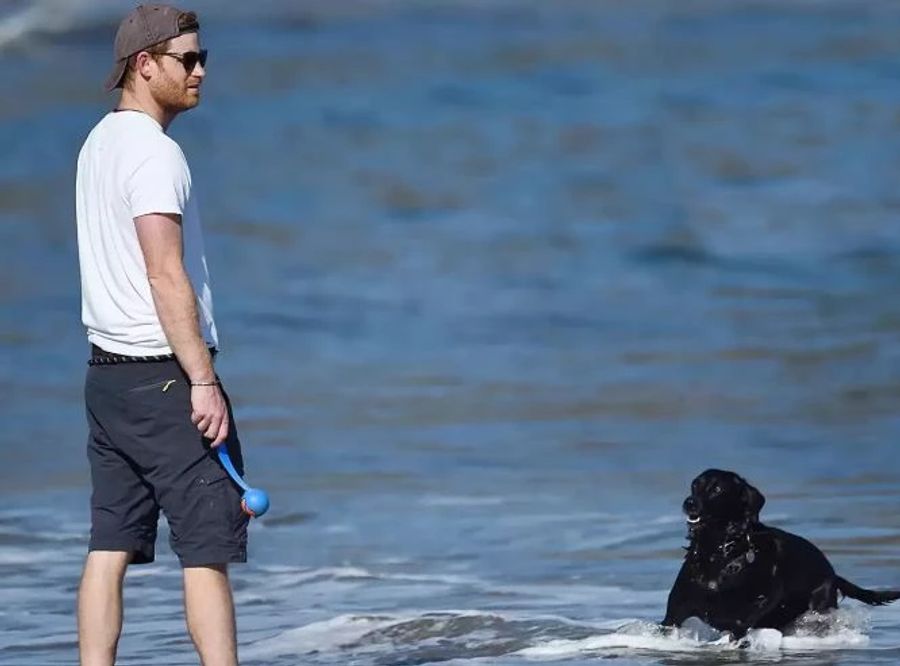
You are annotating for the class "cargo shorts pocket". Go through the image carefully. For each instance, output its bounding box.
[123,373,193,442]
[167,456,248,564]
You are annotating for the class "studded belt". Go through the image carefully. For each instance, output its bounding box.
[88,344,217,366]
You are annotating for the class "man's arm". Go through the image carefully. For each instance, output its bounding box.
[134,212,229,446]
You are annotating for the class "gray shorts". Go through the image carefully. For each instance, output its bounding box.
[85,359,249,567]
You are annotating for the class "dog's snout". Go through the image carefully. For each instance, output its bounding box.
[683,496,700,516]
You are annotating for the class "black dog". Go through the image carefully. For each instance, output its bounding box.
[663,469,900,638]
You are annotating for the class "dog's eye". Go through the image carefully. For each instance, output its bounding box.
[710,485,722,497]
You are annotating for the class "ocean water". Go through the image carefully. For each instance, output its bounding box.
[2,0,900,664]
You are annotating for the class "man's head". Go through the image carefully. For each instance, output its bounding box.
[106,4,205,112]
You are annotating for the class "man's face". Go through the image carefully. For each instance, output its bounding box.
[148,32,205,113]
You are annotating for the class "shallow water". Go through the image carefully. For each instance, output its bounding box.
[2,1,900,664]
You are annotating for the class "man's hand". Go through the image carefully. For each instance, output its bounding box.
[190,384,229,447]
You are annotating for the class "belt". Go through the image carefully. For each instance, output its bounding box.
[88,344,217,366]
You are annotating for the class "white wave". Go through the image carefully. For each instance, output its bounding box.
[518,609,870,659]
[238,565,880,661]
[518,619,723,658]
[420,494,507,507]
[0,0,474,50]
[0,0,274,49]
[782,607,871,650]
[0,0,106,48]
[243,613,399,659]
[781,630,869,650]
[239,606,876,663]
[377,570,479,585]
[258,565,375,588]
[254,563,482,590]
[245,608,590,660]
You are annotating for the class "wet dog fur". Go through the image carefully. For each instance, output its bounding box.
[662,469,900,638]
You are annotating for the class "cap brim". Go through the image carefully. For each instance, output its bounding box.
[104,59,127,92]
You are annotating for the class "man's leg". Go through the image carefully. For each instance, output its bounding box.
[82,365,159,664]
[143,375,247,664]
[184,564,238,666]
[78,550,131,666]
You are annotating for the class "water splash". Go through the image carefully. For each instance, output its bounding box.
[520,609,870,659]
[243,607,872,663]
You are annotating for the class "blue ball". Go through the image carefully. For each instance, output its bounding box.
[243,488,270,517]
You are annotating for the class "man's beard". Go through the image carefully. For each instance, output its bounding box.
[152,72,199,114]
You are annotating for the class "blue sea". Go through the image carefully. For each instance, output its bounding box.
[2,1,900,664]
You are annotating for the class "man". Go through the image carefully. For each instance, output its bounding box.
[75,6,247,665]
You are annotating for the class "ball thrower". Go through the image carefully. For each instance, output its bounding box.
[217,446,270,517]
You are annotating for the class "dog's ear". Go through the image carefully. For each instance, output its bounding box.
[741,479,765,520]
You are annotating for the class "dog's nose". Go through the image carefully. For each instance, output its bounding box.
[683,496,700,515]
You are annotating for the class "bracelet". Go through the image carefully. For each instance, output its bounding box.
[190,379,219,387]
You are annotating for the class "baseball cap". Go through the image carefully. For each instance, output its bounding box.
[105,4,200,92]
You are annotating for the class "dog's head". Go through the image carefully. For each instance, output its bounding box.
[682,469,765,530]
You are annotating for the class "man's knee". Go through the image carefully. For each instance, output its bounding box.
[82,550,132,579]
[183,563,232,594]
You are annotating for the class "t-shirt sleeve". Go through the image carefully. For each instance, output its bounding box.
[126,144,191,219]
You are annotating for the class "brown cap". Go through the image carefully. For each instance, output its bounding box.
[105,4,199,92]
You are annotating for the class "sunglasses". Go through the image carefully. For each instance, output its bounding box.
[159,49,208,73]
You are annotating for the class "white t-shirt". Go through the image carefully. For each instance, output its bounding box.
[75,111,218,355]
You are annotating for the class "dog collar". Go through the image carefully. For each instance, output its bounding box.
[695,532,757,591]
